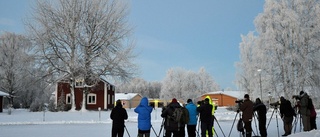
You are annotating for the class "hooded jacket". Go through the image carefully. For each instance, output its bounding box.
[110,101,128,128]
[280,97,295,117]
[134,97,153,130]
[299,92,311,116]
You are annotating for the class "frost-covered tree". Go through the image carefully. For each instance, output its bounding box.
[0,32,34,107]
[236,0,320,104]
[161,67,219,102]
[116,78,161,98]
[27,0,137,111]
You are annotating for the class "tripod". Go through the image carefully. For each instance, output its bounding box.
[213,115,226,137]
[124,125,131,137]
[266,106,280,137]
[228,110,244,137]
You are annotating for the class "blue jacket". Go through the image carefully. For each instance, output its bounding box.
[185,102,198,125]
[134,97,153,130]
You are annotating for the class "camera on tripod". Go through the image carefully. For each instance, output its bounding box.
[235,99,244,104]
[269,101,280,108]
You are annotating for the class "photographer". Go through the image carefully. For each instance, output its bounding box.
[197,98,213,137]
[239,94,253,137]
[253,98,267,137]
[279,96,295,136]
[298,91,311,131]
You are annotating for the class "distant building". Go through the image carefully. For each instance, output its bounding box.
[200,91,245,106]
[115,93,142,109]
[0,91,9,112]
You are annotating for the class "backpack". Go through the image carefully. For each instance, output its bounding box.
[307,98,313,110]
[171,107,184,123]
[237,118,244,132]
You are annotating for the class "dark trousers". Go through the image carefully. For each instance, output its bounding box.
[112,126,124,137]
[179,125,185,137]
[138,129,150,137]
[187,125,197,137]
[310,116,317,130]
[258,116,267,137]
[165,130,179,137]
[200,121,213,137]
[243,121,252,137]
[283,116,293,135]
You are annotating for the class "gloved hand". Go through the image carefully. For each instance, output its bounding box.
[237,110,240,113]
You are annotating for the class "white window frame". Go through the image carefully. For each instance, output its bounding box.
[66,94,71,104]
[75,78,84,87]
[87,93,96,104]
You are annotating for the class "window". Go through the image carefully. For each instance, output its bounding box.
[66,94,71,104]
[87,94,96,104]
[75,78,84,87]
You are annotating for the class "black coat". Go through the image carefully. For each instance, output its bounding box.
[110,104,128,128]
[253,102,267,120]
[197,103,213,123]
[280,98,295,117]
[161,102,181,131]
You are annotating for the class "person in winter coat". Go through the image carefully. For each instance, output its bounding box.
[239,94,253,137]
[253,98,267,137]
[299,91,311,131]
[161,98,182,137]
[134,97,153,137]
[197,98,213,137]
[280,96,295,136]
[110,100,128,137]
[185,99,198,137]
[309,98,317,130]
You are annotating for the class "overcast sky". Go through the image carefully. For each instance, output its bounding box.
[0,0,265,90]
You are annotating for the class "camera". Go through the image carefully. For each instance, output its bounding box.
[270,101,280,107]
[292,95,301,100]
[235,99,244,104]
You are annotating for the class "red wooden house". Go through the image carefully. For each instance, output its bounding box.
[55,77,115,110]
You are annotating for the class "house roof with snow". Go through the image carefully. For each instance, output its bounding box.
[0,91,9,96]
[203,91,246,99]
[115,93,141,101]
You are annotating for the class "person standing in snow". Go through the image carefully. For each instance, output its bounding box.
[239,94,253,137]
[280,96,295,136]
[161,98,182,137]
[134,97,153,137]
[185,99,198,137]
[298,91,311,131]
[253,98,267,137]
[197,98,213,137]
[110,100,128,137]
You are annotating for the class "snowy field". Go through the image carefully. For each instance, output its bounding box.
[0,107,319,137]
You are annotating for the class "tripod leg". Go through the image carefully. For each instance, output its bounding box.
[228,112,239,137]
[213,116,226,137]
[266,108,276,129]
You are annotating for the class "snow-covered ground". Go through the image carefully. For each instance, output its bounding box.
[0,107,319,137]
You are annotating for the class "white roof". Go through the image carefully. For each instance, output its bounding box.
[115,93,139,101]
[205,91,246,99]
[0,91,9,96]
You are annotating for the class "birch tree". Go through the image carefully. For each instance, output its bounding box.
[237,0,320,102]
[27,0,137,111]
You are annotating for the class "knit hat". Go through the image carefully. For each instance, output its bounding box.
[300,91,304,95]
[187,99,192,103]
[172,98,177,103]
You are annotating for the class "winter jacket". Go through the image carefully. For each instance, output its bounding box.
[185,102,198,125]
[196,102,213,123]
[110,102,128,128]
[299,93,311,116]
[253,101,267,120]
[280,98,295,117]
[239,99,253,122]
[161,102,182,131]
[134,97,153,131]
